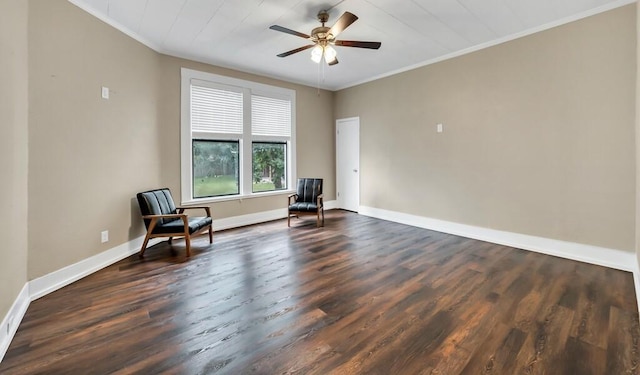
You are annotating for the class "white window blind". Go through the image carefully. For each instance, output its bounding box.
[191,84,243,134]
[251,95,291,137]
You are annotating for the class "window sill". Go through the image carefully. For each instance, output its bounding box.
[181,189,296,206]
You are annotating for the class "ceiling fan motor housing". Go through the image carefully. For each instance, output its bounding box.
[311,26,332,42]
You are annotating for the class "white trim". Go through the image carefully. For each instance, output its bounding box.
[213,208,287,231]
[25,202,338,302]
[634,270,640,320]
[361,205,640,323]
[66,0,321,91]
[67,0,163,53]
[181,189,297,206]
[27,203,340,300]
[212,200,338,230]
[359,206,637,272]
[335,0,636,91]
[29,237,162,300]
[324,200,338,210]
[180,68,193,203]
[0,283,29,364]
[69,0,635,92]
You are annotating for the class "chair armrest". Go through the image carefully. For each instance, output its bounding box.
[288,194,298,205]
[316,194,324,207]
[142,213,189,233]
[176,206,211,217]
[142,214,187,220]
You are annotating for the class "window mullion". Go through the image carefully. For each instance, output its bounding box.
[241,88,252,196]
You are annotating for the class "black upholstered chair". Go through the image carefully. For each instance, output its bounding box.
[136,188,213,257]
[288,178,324,227]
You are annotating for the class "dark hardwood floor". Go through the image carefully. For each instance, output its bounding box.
[2,210,639,374]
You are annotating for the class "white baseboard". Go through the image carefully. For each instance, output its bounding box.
[212,200,338,231]
[634,270,640,318]
[0,283,29,364]
[212,208,287,231]
[360,205,640,327]
[29,237,162,301]
[28,202,339,302]
[325,200,338,210]
[359,205,637,272]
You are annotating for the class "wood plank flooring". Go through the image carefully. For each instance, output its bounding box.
[2,210,639,374]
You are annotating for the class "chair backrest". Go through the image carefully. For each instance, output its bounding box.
[137,188,178,228]
[296,178,323,203]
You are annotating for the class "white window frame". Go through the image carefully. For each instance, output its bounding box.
[180,68,296,204]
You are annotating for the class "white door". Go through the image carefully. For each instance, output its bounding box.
[336,117,360,212]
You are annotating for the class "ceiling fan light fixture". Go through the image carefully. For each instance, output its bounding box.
[310,44,323,63]
[324,45,337,63]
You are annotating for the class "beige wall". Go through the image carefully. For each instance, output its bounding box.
[28,0,163,279]
[336,5,636,252]
[26,0,335,279]
[0,0,29,319]
[637,2,640,266]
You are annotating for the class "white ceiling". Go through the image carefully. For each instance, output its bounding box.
[68,0,633,91]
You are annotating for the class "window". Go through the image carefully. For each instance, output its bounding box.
[252,142,286,193]
[181,68,296,203]
[193,140,239,198]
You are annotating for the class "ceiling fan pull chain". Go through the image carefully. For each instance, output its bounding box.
[317,59,321,95]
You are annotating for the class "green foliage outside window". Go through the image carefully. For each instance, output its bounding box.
[252,143,286,192]
[192,140,239,197]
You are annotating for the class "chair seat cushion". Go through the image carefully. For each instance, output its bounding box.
[152,216,212,234]
[289,202,319,212]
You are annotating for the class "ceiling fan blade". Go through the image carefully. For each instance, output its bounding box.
[269,25,311,39]
[328,11,358,38]
[327,57,339,66]
[334,40,381,49]
[276,44,315,58]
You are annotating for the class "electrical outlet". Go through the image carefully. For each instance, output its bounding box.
[101,230,109,243]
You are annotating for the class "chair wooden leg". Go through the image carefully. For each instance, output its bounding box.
[208,226,213,243]
[139,232,152,258]
[185,234,191,257]
[317,210,321,228]
[140,218,159,258]
[288,212,291,227]
[321,208,325,227]
[167,237,173,245]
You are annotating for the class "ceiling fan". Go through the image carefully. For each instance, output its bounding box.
[269,10,381,66]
